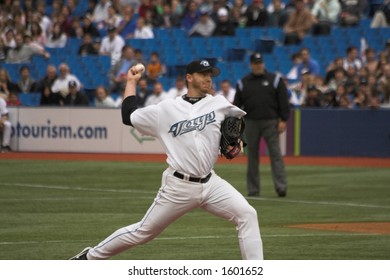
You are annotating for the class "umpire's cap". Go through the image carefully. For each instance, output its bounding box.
[250,53,263,63]
[186,60,220,77]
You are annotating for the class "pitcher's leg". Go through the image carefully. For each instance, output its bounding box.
[88,172,199,259]
[245,119,262,195]
[201,175,263,260]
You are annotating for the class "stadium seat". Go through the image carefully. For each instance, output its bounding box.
[19,93,41,106]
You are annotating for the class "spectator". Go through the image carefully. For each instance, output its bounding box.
[2,29,16,48]
[339,0,367,26]
[353,78,370,108]
[144,82,168,106]
[371,0,390,27]
[15,65,37,93]
[343,46,362,71]
[321,89,337,107]
[92,0,112,27]
[181,0,200,31]
[0,38,9,62]
[78,33,99,55]
[213,7,236,36]
[364,48,379,74]
[303,85,323,107]
[234,53,290,197]
[166,76,187,99]
[216,79,236,103]
[288,69,313,107]
[35,65,58,95]
[116,5,137,39]
[311,0,341,35]
[40,85,62,106]
[378,63,390,107]
[68,17,84,39]
[138,0,153,18]
[45,22,67,48]
[94,86,117,107]
[146,51,166,84]
[267,0,289,27]
[99,26,125,66]
[51,63,82,98]
[134,48,147,67]
[325,57,346,83]
[283,0,314,45]
[108,45,136,93]
[6,33,50,63]
[286,52,302,80]
[0,96,12,152]
[63,80,89,106]
[156,2,181,28]
[133,17,154,39]
[327,67,347,90]
[82,14,101,38]
[296,47,321,80]
[188,7,216,37]
[171,0,184,17]
[6,91,22,107]
[104,5,123,29]
[58,4,74,36]
[136,77,152,108]
[231,0,249,27]
[28,21,47,49]
[244,0,269,27]
[0,68,18,99]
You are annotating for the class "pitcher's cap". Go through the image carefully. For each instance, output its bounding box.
[186,60,220,77]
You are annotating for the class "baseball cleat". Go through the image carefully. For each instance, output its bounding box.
[69,247,91,260]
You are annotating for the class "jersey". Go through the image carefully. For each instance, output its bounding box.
[131,94,246,177]
[0,97,9,117]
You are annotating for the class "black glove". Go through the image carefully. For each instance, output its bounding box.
[220,117,246,159]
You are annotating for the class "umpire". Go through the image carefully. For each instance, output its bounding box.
[234,53,290,197]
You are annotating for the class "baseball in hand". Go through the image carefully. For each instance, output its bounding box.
[134,63,145,74]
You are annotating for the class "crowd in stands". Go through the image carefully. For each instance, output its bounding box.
[0,0,389,109]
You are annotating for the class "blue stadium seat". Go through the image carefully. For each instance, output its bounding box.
[19,93,41,106]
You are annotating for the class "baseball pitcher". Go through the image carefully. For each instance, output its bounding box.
[70,60,263,260]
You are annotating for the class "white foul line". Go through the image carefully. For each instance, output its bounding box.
[0,232,383,246]
[1,182,389,210]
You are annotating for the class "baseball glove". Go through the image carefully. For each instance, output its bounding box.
[220,117,246,159]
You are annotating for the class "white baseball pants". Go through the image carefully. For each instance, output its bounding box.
[1,120,11,146]
[88,167,263,260]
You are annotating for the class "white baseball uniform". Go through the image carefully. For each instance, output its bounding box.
[0,98,11,147]
[87,94,263,260]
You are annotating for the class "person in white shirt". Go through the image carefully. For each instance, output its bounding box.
[100,27,125,65]
[0,96,11,152]
[93,0,112,24]
[133,17,154,39]
[94,86,117,108]
[166,76,187,99]
[45,22,67,48]
[51,63,81,98]
[216,79,236,103]
[144,82,168,106]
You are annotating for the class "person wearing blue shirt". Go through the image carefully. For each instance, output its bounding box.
[296,47,320,80]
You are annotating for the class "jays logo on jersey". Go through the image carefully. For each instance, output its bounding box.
[169,112,216,137]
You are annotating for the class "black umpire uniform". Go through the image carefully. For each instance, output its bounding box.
[234,53,290,197]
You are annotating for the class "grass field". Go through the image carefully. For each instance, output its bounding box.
[0,158,389,260]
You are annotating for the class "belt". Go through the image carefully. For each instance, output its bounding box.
[173,171,212,184]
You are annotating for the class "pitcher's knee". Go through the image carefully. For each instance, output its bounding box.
[239,205,258,224]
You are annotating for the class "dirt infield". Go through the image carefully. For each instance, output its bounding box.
[1,152,390,167]
[289,222,390,235]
